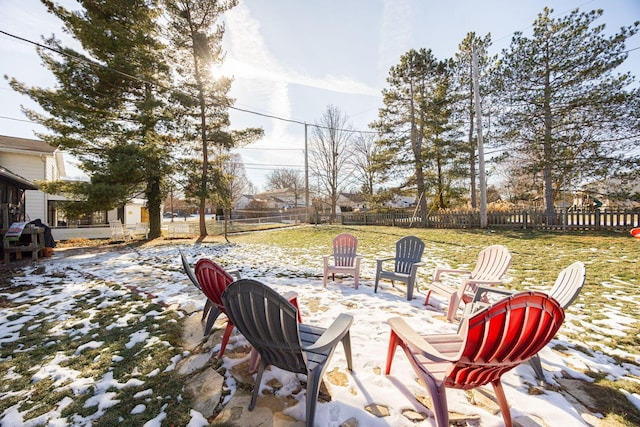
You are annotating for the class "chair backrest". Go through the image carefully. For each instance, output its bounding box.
[470,244,512,281]
[333,233,358,267]
[179,249,200,289]
[195,258,235,311]
[450,291,564,389]
[394,236,425,274]
[548,261,586,308]
[221,279,307,375]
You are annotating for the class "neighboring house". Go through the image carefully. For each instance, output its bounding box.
[234,194,255,210]
[572,179,640,209]
[337,192,368,212]
[0,135,66,227]
[0,135,148,241]
[385,194,417,209]
[253,187,304,209]
[0,165,38,230]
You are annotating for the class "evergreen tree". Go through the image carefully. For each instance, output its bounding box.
[452,32,495,208]
[7,0,173,238]
[372,49,461,221]
[164,0,263,238]
[495,7,640,219]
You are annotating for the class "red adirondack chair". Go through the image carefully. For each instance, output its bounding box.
[195,258,237,358]
[386,291,565,427]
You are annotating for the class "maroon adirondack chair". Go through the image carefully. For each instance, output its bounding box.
[195,258,237,358]
[386,291,565,427]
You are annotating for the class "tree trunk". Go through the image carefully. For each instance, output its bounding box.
[543,42,556,224]
[146,175,163,239]
[468,62,477,209]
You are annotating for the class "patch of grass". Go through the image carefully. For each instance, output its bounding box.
[579,375,640,427]
[0,273,194,426]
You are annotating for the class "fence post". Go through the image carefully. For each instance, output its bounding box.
[595,209,601,230]
[523,210,528,229]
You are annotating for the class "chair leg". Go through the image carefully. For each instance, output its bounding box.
[529,354,546,384]
[341,332,353,371]
[446,292,460,322]
[423,289,432,306]
[374,273,380,293]
[218,322,235,358]
[204,305,221,336]
[354,270,359,290]
[201,299,212,322]
[249,363,265,411]
[420,375,449,427]
[306,367,324,427]
[407,279,414,300]
[248,348,260,373]
[385,330,400,375]
[491,379,513,427]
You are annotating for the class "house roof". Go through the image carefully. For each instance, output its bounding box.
[0,166,38,190]
[0,135,57,155]
[339,192,367,203]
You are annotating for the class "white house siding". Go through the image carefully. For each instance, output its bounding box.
[0,151,49,223]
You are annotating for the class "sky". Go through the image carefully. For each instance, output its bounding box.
[1,239,639,425]
[1,0,639,189]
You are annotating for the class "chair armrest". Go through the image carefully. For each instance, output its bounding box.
[433,267,471,282]
[408,262,424,277]
[388,317,460,362]
[228,269,241,280]
[304,313,353,353]
[376,257,395,268]
[471,286,514,303]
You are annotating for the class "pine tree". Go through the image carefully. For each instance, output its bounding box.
[372,49,462,221]
[495,7,640,219]
[7,0,173,238]
[164,0,262,238]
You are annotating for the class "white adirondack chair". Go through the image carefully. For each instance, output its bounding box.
[424,244,512,321]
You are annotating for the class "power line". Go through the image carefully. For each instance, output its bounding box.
[0,28,381,135]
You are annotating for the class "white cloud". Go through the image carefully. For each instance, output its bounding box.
[379,0,415,75]
[221,3,379,101]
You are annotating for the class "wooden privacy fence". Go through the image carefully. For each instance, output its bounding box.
[318,209,640,231]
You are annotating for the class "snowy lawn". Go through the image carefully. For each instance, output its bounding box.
[0,225,639,426]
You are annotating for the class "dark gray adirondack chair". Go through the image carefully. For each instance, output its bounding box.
[179,249,219,335]
[374,236,425,300]
[221,279,354,427]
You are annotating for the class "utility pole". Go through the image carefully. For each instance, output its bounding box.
[305,123,309,209]
[472,47,487,228]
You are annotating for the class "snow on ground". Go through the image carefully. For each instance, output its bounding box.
[1,240,637,426]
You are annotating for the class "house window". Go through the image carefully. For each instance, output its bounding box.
[47,200,108,227]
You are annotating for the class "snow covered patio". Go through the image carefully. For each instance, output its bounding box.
[1,230,639,426]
